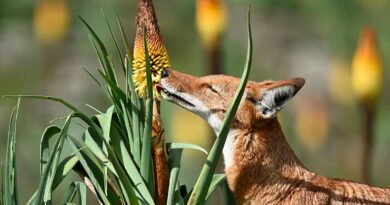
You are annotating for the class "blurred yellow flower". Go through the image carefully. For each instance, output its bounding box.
[351,26,383,105]
[196,0,227,49]
[33,0,70,43]
[132,0,171,99]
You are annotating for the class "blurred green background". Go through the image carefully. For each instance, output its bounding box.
[1,0,390,203]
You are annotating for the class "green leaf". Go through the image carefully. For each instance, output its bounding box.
[124,55,143,166]
[116,10,131,58]
[167,143,208,155]
[61,182,77,205]
[35,114,73,204]
[4,98,20,205]
[1,161,4,205]
[101,9,126,74]
[68,135,120,205]
[60,182,87,205]
[98,106,154,204]
[82,67,103,89]
[205,174,226,202]
[110,125,155,205]
[97,69,131,105]
[78,15,118,85]
[221,180,236,205]
[52,155,79,190]
[82,127,140,205]
[40,126,61,175]
[167,147,183,205]
[140,27,154,195]
[2,95,92,126]
[188,6,253,205]
[28,155,80,204]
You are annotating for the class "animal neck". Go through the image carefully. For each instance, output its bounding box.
[223,117,312,203]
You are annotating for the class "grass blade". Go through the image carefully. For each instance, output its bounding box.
[61,182,77,204]
[52,155,79,190]
[188,6,253,204]
[168,143,208,155]
[82,67,103,89]
[78,15,118,85]
[85,128,140,205]
[40,126,61,175]
[116,9,131,58]
[28,154,80,204]
[2,95,92,125]
[167,147,183,205]
[140,27,154,193]
[4,98,20,205]
[205,174,226,202]
[101,9,126,74]
[77,181,87,205]
[60,181,87,205]
[221,180,236,205]
[68,135,120,205]
[35,114,73,204]
[1,161,3,205]
[110,124,155,205]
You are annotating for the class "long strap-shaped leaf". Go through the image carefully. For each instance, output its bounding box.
[4,98,20,205]
[3,95,140,205]
[140,27,155,195]
[60,181,87,205]
[187,5,253,205]
[35,114,73,204]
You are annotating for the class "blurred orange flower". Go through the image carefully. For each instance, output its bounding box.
[33,0,70,43]
[351,26,383,105]
[196,0,227,49]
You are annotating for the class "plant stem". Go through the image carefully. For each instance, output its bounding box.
[361,103,375,184]
[206,43,222,74]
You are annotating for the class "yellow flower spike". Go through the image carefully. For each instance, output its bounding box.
[33,0,70,43]
[196,0,227,49]
[351,26,383,106]
[132,0,171,99]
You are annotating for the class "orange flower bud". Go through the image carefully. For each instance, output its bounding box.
[196,0,227,49]
[351,26,383,105]
[33,0,70,43]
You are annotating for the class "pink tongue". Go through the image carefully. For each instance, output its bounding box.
[156,84,163,93]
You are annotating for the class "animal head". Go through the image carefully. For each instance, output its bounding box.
[158,69,305,133]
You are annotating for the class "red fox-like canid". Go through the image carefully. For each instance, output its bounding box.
[157,69,390,204]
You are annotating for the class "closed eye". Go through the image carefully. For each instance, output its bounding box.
[208,85,219,93]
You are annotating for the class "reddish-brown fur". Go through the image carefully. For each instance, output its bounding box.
[160,70,390,204]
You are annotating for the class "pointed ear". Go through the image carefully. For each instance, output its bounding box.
[256,78,305,118]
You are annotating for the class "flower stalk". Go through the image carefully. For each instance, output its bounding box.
[351,26,383,183]
[196,0,227,74]
[133,0,170,204]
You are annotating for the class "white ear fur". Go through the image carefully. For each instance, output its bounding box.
[257,85,295,118]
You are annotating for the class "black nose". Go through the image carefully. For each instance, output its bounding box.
[161,69,169,78]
